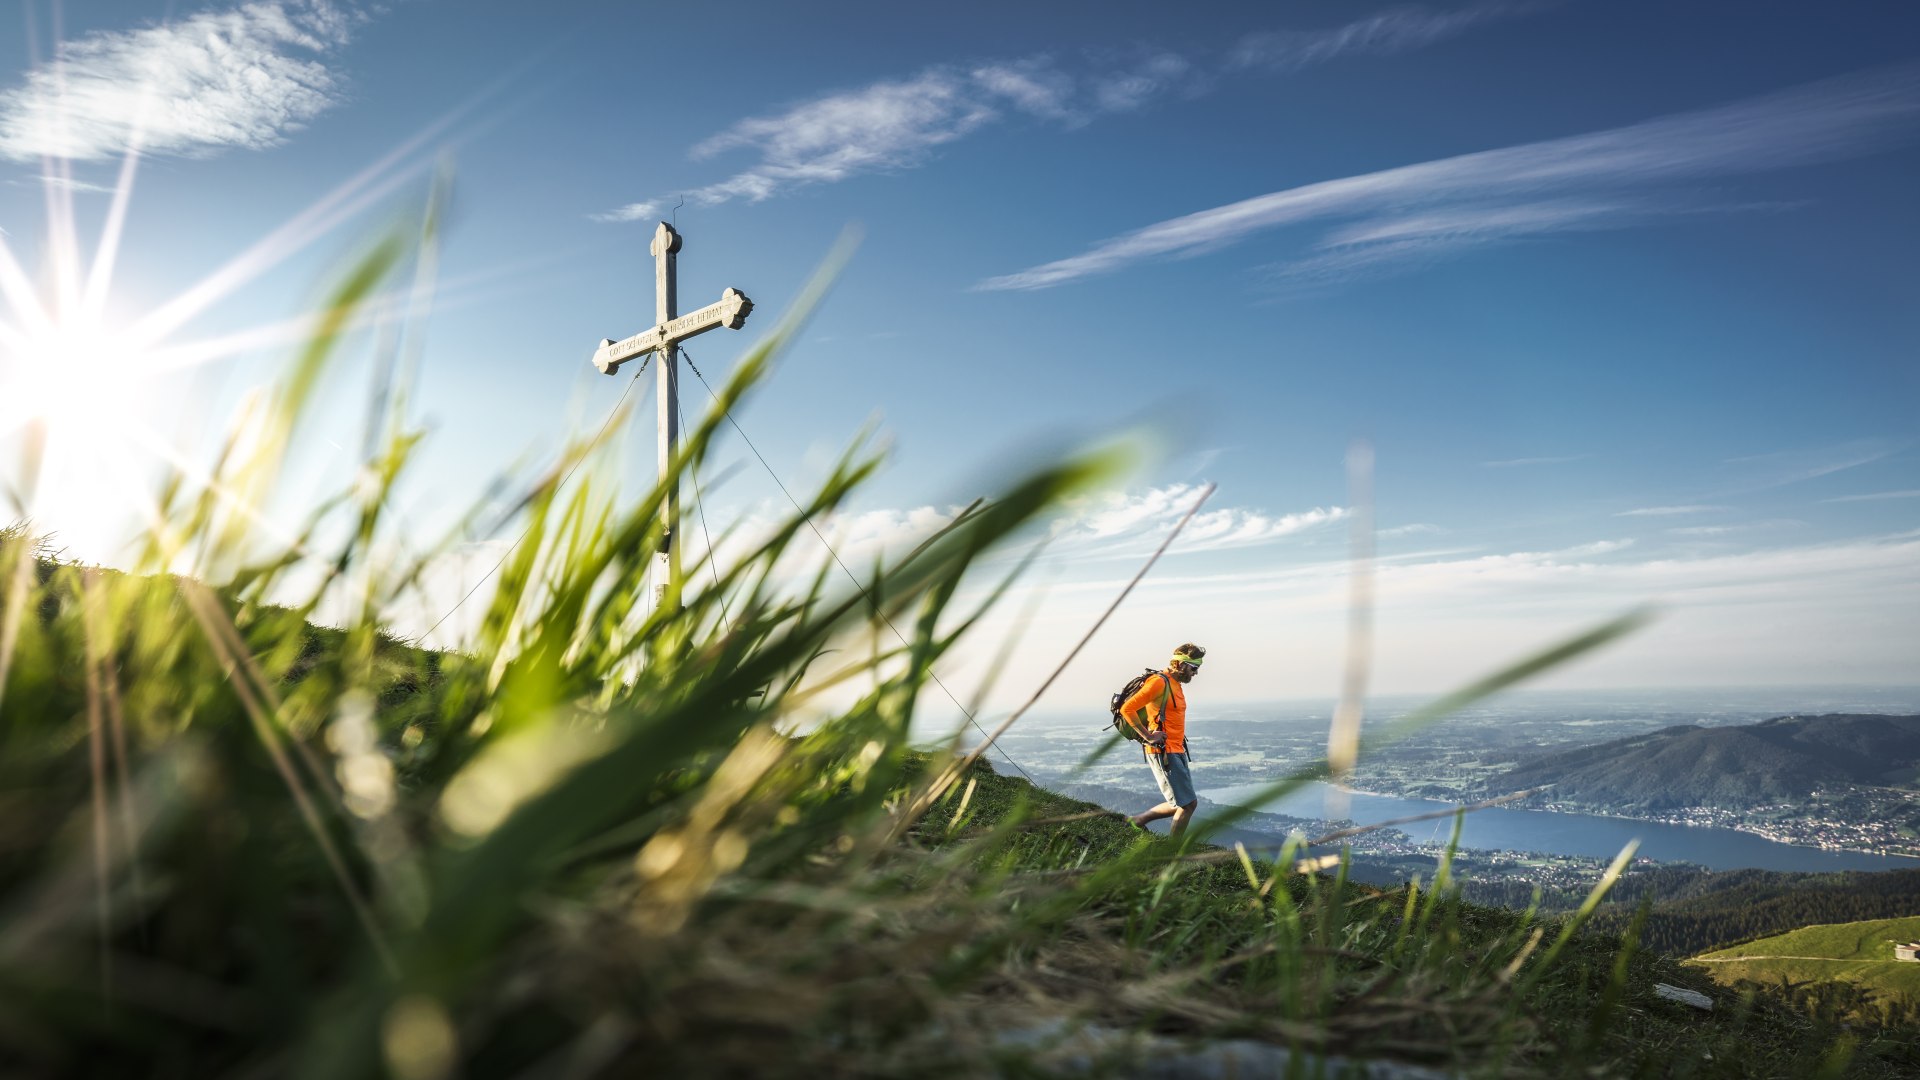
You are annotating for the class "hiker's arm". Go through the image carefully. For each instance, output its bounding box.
[1129,707,1164,746]
[1118,683,1166,746]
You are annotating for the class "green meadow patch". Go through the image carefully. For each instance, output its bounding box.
[1691,916,1920,1026]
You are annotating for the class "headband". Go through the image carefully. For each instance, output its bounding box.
[1172,653,1203,667]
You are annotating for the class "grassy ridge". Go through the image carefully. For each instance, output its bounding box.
[912,760,1919,1077]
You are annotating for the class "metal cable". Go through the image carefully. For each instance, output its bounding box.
[681,348,1038,785]
[418,362,646,645]
[677,391,736,635]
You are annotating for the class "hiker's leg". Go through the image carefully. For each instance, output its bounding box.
[1131,802,1177,826]
[1162,754,1198,836]
[1169,800,1198,835]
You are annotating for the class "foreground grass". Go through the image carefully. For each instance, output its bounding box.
[4,205,1912,1078]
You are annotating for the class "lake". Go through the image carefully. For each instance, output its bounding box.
[1200,780,1915,873]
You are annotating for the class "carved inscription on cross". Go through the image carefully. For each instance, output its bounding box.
[589,222,753,610]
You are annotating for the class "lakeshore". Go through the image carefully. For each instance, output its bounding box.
[1200,780,1917,873]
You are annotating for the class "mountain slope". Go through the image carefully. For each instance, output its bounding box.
[1489,714,1920,810]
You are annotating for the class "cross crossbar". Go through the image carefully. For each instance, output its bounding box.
[592,287,752,375]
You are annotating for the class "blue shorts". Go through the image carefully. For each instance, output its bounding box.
[1146,751,1196,806]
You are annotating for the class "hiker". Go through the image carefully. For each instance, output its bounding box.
[1121,643,1204,836]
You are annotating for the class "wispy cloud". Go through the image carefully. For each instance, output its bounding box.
[1558,538,1635,556]
[1481,454,1589,468]
[0,0,359,162]
[1380,522,1444,538]
[1057,483,1347,558]
[1823,489,1920,503]
[595,52,1197,222]
[1669,519,1804,537]
[1617,504,1728,517]
[976,64,1920,291]
[595,6,1527,222]
[1259,198,1798,292]
[622,485,1346,616]
[1229,4,1526,71]
[719,484,1348,568]
[1039,529,1917,609]
[4,174,111,192]
[1720,440,1899,492]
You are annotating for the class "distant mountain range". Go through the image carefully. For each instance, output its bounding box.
[1487,713,1920,810]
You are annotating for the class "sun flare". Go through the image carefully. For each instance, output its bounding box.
[0,85,443,563]
[3,318,148,439]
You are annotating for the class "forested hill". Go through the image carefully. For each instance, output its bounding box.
[1579,866,1920,956]
[1487,713,1920,810]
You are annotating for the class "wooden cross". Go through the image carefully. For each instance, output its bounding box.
[591,222,754,610]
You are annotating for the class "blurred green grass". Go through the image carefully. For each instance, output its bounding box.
[2,196,1915,1079]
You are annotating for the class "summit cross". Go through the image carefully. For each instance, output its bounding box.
[590,222,753,611]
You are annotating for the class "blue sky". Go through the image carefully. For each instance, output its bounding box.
[0,0,1916,705]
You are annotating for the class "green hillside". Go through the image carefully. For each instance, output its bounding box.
[1691,917,1920,1025]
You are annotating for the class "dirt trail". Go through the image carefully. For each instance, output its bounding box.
[1689,956,1900,964]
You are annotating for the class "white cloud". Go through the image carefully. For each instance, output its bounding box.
[1617,504,1728,517]
[593,200,661,225]
[597,7,1532,221]
[976,64,1920,290]
[1379,522,1443,538]
[0,1,359,162]
[1823,489,1920,503]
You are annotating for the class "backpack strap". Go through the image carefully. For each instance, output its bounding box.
[1148,672,1191,762]
[1138,672,1175,753]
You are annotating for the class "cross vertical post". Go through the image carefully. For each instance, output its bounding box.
[590,223,753,614]
[653,222,681,613]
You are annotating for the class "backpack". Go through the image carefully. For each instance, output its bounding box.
[1107,668,1172,744]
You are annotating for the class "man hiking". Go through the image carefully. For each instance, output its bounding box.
[1120,643,1205,836]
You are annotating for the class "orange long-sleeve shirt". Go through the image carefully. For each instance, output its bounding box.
[1120,670,1187,755]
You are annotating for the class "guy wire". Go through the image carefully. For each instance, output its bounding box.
[677,390,737,634]
[680,347,1038,786]
[418,361,647,645]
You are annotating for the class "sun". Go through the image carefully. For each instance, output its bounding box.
[0,102,446,563]
[4,317,149,441]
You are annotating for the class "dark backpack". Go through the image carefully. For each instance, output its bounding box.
[1107,668,1172,744]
